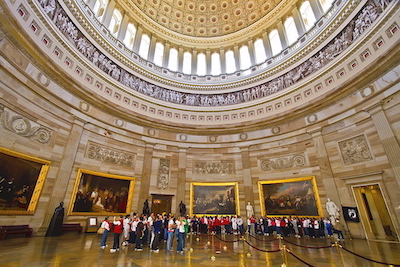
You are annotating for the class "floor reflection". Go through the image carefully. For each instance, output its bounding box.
[0,233,399,266]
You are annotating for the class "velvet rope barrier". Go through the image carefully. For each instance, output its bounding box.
[243,239,281,253]
[340,245,400,267]
[282,237,333,249]
[213,234,242,243]
[247,233,279,242]
[286,249,315,267]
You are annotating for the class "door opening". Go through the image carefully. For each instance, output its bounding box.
[353,184,398,241]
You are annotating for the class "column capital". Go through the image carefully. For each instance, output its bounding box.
[307,128,322,137]
[363,102,383,116]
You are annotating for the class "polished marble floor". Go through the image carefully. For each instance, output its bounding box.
[1,232,400,267]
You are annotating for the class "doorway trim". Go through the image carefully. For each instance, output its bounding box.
[341,171,399,242]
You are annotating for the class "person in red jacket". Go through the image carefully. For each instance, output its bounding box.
[110,215,123,253]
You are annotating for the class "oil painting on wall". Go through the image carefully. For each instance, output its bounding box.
[68,169,135,215]
[190,182,239,216]
[258,176,322,217]
[0,147,50,214]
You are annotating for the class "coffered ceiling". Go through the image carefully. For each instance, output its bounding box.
[131,0,282,37]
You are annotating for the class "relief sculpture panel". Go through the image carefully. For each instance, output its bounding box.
[338,134,373,165]
[261,154,306,171]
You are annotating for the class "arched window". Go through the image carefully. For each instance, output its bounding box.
[319,0,334,12]
[284,17,299,45]
[239,45,251,70]
[269,29,282,56]
[168,48,178,71]
[138,34,150,59]
[109,9,122,36]
[254,38,267,64]
[153,43,164,66]
[197,53,206,76]
[123,23,136,49]
[182,52,192,74]
[211,52,221,75]
[93,0,108,19]
[300,1,317,31]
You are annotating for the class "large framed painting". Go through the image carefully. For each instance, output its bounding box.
[68,169,135,216]
[0,147,50,215]
[190,182,239,216]
[258,176,322,217]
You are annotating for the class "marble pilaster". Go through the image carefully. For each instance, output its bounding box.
[175,148,187,213]
[138,143,154,209]
[309,129,341,216]
[38,118,89,234]
[366,103,400,189]
[240,147,254,217]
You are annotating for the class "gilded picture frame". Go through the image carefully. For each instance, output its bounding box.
[190,182,240,216]
[258,176,323,217]
[68,169,135,216]
[0,147,50,215]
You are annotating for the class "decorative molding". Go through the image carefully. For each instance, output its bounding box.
[260,153,306,171]
[85,142,135,167]
[360,85,375,98]
[193,161,235,174]
[157,158,170,190]
[338,134,373,165]
[0,105,53,144]
[35,0,389,106]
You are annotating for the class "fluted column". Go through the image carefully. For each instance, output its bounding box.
[206,49,212,75]
[147,34,157,62]
[138,143,154,208]
[178,46,184,73]
[262,32,273,58]
[233,45,240,72]
[162,42,170,68]
[276,19,288,49]
[292,4,306,37]
[38,118,89,234]
[175,148,187,213]
[117,11,129,41]
[132,25,143,54]
[87,0,96,10]
[240,147,255,216]
[366,103,400,188]
[101,0,116,28]
[309,0,323,20]
[247,39,256,66]
[219,48,226,74]
[192,49,198,74]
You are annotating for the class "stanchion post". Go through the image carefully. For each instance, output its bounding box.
[333,242,345,267]
[211,232,215,261]
[277,234,283,250]
[281,244,288,266]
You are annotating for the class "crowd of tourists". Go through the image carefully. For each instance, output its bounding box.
[98,213,344,253]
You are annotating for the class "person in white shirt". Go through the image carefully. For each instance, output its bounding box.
[166,215,176,251]
[236,216,244,234]
[175,216,186,254]
[147,213,154,245]
[100,217,110,249]
[129,216,138,244]
[122,214,131,246]
[231,216,238,235]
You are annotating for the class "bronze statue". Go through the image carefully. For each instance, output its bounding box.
[46,202,64,236]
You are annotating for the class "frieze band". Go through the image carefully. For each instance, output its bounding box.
[36,0,390,107]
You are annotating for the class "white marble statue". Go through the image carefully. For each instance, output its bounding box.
[246,202,254,218]
[326,198,340,222]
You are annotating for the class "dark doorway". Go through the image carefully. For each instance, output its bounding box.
[151,194,173,215]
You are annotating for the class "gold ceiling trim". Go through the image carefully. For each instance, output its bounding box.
[119,0,293,47]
